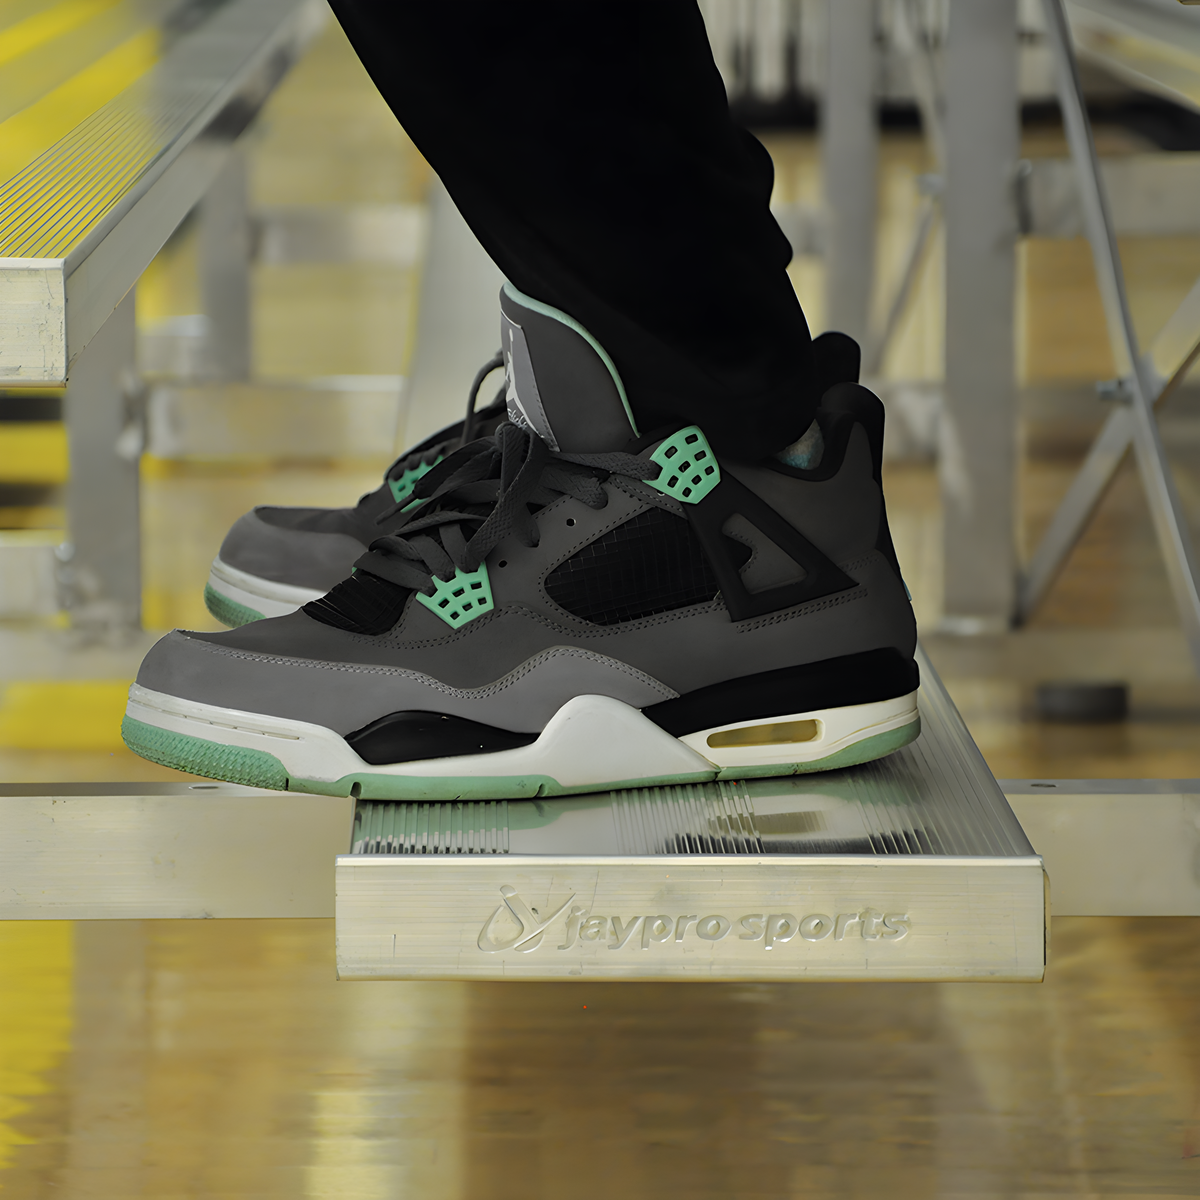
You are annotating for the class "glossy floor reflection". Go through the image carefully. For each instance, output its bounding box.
[0,918,1197,1197]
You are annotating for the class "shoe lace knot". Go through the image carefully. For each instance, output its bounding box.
[355,422,661,599]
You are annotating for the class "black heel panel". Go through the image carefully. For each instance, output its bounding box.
[643,648,919,738]
[811,331,862,399]
[819,383,907,586]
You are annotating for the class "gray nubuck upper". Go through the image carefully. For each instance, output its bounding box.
[137,282,916,743]
[218,508,374,593]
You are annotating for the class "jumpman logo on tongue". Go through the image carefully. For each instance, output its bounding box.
[504,327,534,433]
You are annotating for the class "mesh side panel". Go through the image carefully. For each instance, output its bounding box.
[351,800,510,854]
[543,507,722,625]
[304,570,408,634]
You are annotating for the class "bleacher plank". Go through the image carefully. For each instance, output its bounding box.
[0,0,323,384]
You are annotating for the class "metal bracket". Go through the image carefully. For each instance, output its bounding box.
[1095,377,1133,405]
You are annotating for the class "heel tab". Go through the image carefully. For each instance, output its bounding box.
[499,284,638,452]
[817,383,905,589]
[820,382,885,484]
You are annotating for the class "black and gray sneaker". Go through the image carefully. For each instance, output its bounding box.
[203,357,508,627]
[125,284,918,797]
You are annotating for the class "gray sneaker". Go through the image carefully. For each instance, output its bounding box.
[124,284,918,797]
[203,357,507,627]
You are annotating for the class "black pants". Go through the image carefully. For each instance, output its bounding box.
[328,0,815,460]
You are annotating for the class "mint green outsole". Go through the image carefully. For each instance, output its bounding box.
[204,583,265,628]
[123,716,288,789]
[122,714,922,799]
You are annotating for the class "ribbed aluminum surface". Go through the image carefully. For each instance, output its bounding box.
[347,647,1032,861]
[853,643,1034,856]
[0,0,316,261]
[611,646,1033,857]
[352,800,509,856]
[613,783,762,855]
[0,0,177,129]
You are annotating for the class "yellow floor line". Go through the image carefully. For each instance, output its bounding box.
[0,923,72,1171]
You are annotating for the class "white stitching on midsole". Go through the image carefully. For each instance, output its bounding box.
[130,687,304,739]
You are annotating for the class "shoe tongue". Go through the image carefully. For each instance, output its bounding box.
[500,283,639,453]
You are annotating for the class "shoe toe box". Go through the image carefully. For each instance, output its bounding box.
[134,625,376,736]
[217,508,366,591]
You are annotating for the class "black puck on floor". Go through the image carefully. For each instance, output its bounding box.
[1034,682,1129,723]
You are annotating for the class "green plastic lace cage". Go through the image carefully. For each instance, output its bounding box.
[649,426,720,504]
[416,563,494,628]
[388,456,441,506]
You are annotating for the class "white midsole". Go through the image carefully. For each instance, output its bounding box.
[207,557,327,619]
[126,683,919,786]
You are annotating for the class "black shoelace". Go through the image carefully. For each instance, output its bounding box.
[368,422,659,587]
[356,352,507,515]
[306,422,662,633]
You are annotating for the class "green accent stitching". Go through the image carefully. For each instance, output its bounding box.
[649,426,720,504]
[204,583,265,628]
[388,455,441,505]
[416,563,494,628]
[502,281,639,437]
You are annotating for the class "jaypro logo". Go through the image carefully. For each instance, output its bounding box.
[477,885,909,954]
[477,885,577,953]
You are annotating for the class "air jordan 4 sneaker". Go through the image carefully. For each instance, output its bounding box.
[204,334,863,629]
[203,358,507,627]
[125,283,919,797]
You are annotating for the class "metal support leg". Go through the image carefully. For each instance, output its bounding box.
[823,0,877,343]
[892,0,945,169]
[863,0,943,376]
[864,193,937,376]
[1038,0,1200,671]
[868,0,940,374]
[62,289,141,632]
[751,0,790,103]
[198,146,252,381]
[939,0,1019,633]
